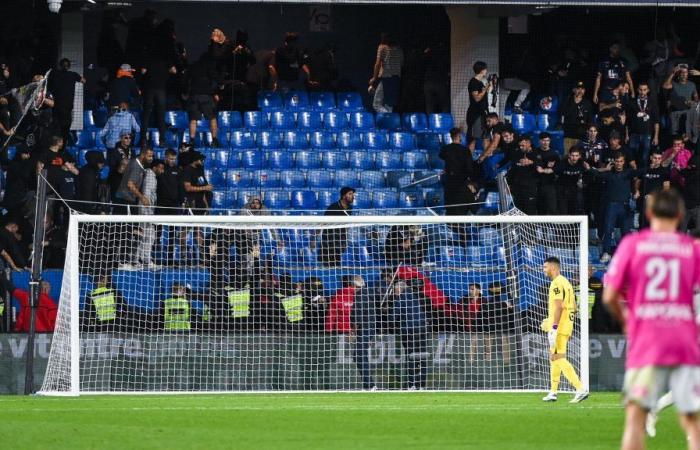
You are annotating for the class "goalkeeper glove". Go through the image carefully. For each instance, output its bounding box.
[548,326,558,350]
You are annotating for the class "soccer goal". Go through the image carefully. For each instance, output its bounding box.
[39,213,588,395]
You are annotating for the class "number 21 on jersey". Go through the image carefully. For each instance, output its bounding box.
[645,257,680,301]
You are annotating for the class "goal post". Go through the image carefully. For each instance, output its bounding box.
[40,213,588,395]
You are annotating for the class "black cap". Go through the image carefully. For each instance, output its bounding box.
[340,186,355,197]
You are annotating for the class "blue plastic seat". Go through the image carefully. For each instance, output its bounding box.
[317,189,336,209]
[251,170,280,188]
[243,111,266,130]
[257,130,283,149]
[258,91,283,109]
[402,151,428,169]
[265,190,291,210]
[373,190,400,209]
[279,170,306,188]
[390,132,415,150]
[76,130,96,149]
[337,131,362,150]
[362,131,388,150]
[334,169,358,187]
[537,113,555,131]
[423,188,443,208]
[284,91,309,110]
[375,151,402,170]
[359,171,385,188]
[283,130,309,149]
[428,113,453,132]
[350,111,375,130]
[309,91,336,110]
[341,246,375,267]
[268,150,293,169]
[213,150,231,168]
[194,131,214,147]
[352,191,372,209]
[297,111,323,130]
[306,169,334,188]
[218,111,243,130]
[321,150,348,169]
[337,92,364,111]
[403,113,428,132]
[399,190,423,208]
[512,113,536,134]
[310,131,336,149]
[271,111,296,129]
[241,150,265,169]
[386,170,413,189]
[230,130,256,148]
[294,150,322,169]
[427,246,469,267]
[413,170,441,187]
[324,111,349,130]
[83,110,96,129]
[375,112,401,131]
[427,150,444,169]
[348,150,374,170]
[165,111,188,130]
[225,169,252,188]
[210,191,233,211]
[416,133,441,151]
[291,190,318,210]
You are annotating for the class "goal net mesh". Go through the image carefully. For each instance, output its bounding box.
[40,214,586,394]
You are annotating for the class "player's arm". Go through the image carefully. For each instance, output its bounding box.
[552,299,564,330]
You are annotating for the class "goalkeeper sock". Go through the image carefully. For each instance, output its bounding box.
[550,360,562,393]
[559,359,583,391]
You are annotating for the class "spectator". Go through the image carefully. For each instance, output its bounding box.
[506,136,539,215]
[182,150,212,213]
[77,150,107,214]
[625,81,660,167]
[535,132,560,215]
[593,42,635,106]
[351,274,379,389]
[369,33,404,113]
[0,220,27,271]
[592,153,640,262]
[685,99,700,152]
[637,151,670,228]
[228,30,257,111]
[107,131,134,201]
[597,108,626,144]
[106,64,140,110]
[561,81,594,152]
[271,32,302,93]
[479,112,505,160]
[681,151,700,231]
[481,281,515,364]
[2,147,33,217]
[186,53,220,147]
[661,135,693,188]
[501,77,531,115]
[83,63,108,110]
[391,280,429,389]
[208,27,234,82]
[156,148,184,215]
[48,58,84,144]
[325,275,359,334]
[318,186,354,267]
[605,134,637,169]
[115,147,154,214]
[444,282,483,334]
[422,42,450,114]
[5,279,56,332]
[135,159,165,269]
[99,102,140,150]
[439,128,476,216]
[383,225,426,268]
[53,154,79,229]
[555,147,587,215]
[300,276,326,333]
[663,64,698,135]
[466,61,491,143]
[302,42,338,93]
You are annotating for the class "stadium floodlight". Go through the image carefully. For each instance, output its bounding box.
[39,213,588,396]
[47,0,62,13]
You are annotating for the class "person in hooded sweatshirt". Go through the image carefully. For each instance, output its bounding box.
[77,150,107,214]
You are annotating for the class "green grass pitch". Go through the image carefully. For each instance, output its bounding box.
[0,392,690,449]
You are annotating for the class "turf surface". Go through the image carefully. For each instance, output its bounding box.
[0,392,689,449]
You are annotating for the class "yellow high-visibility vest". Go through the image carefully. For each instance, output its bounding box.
[90,287,117,322]
[164,297,191,331]
[281,295,304,323]
[227,289,251,319]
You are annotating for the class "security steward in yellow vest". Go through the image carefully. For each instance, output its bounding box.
[85,275,124,331]
[163,283,192,332]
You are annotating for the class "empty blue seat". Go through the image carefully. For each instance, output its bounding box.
[76,130,96,148]
[403,151,428,169]
[310,91,336,110]
[399,190,423,208]
[317,190,336,209]
[324,111,349,130]
[271,111,296,129]
[372,190,400,209]
[403,113,428,132]
[294,150,322,169]
[348,151,374,170]
[359,171,385,188]
[537,113,555,131]
[386,170,412,189]
[334,169,358,187]
[353,191,372,209]
[337,92,363,111]
[194,131,214,147]
[225,169,251,188]
[218,111,243,130]
[210,191,233,211]
[297,111,323,130]
[362,131,388,150]
[478,227,502,247]
[230,130,256,148]
[427,246,469,267]
[428,150,445,169]
[284,91,309,109]
[165,111,188,130]
[251,170,280,188]
[428,113,453,132]
[341,246,375,267]
[257,130,282,149]
[241,150,265,169]
[280,170,306,188]
[265,190,291,210]
[268,150,293,169]
[83,110,96,129]
[512,113,536,134]
[306,169,333,188]
[243,111,266,129]
[375,112,401,131]
[337,131,362,150]
[376,151,402,170]
[310,131,336,149]
[213,150,231,168]
[390,132,415,150]
[423,188,443,208]
[205,169,221,187]
[321,150,348,169]
[414,169,441,186]
[350,111,375,130]
[291,191,317,210]
[283,130,309,149]
[258,91,283,109]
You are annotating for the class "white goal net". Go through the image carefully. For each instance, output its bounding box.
[40,213,588,395]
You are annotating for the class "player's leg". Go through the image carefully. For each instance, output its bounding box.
[552,335,587,402]
[622,402,649,450]
[623,366,668,450]
[646,391,675,437]
[543,344,562,401]
[670,366,700,450]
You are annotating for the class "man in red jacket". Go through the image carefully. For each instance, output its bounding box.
[11,280,58,332]
[325,275,364,333]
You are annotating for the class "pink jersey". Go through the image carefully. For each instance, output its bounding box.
[605,230,700,369]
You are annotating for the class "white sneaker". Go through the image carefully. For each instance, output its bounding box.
[646,411,658,438]
[600,253,611,263]
[570,390,589,403]
[542,392,557,402]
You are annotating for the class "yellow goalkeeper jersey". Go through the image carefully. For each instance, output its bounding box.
[546,274,576,337]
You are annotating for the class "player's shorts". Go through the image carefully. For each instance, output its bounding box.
[623,365,700,414]
[551,334,569,355]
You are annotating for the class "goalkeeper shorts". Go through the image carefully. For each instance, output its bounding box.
[551,334,569,355]
[623,365,700,414]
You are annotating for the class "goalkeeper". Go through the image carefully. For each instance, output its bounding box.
[541,256,589,403]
